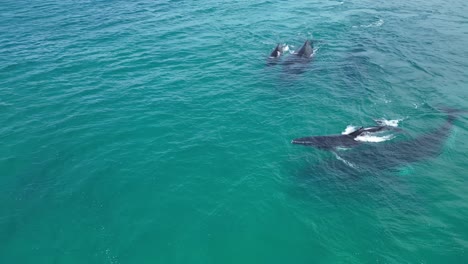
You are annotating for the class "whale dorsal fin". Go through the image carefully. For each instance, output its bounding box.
[295,40,313,58]
[349,127,365,137]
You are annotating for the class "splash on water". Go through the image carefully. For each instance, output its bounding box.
[334,152,357,168]
[355,133,395,142]
[342,125,358,135]
[341,119,402,143]
[374,118,403,127]
[353,18,384,28]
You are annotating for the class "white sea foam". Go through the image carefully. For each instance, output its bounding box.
[355,133,395,142]
[342,125,358,135]
[341,118,402,143]
[369,18,384,27]
[334,152,357,168]
[311,47,319,57]
[288,46,318,56]
[335,147,351,151]
[283,45,289,52]
[374,118,402,127]
[353,18,384,28]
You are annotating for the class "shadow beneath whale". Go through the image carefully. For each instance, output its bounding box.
[283,146,428,219]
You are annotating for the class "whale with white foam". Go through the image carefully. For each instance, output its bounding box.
[292,120,401,150]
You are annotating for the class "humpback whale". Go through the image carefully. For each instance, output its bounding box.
[292,125,399,150]
[282,40,314,74]
[302,108,466,174]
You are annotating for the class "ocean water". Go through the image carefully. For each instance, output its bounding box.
[1,0,468,263]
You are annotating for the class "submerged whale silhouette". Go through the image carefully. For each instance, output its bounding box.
[282,40,314,74]
[292,124,399,150]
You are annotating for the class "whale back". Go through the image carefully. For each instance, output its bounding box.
[348,127,365,138]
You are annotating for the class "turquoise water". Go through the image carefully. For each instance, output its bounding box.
[1,0,468,263]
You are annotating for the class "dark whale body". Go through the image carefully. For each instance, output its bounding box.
[303,109,466,174]
[292,125,398,150]
[282,40,314,74]
[269,44,284,58]
[294,40,313,58]
[266,44,285,66]
[340,113,459,170]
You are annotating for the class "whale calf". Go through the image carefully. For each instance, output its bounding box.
[269,44,285,58]
[267,44,286,66]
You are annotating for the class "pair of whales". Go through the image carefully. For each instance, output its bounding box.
[292,108,466,171]
[268,40,314,74]
[269,40,314,59]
